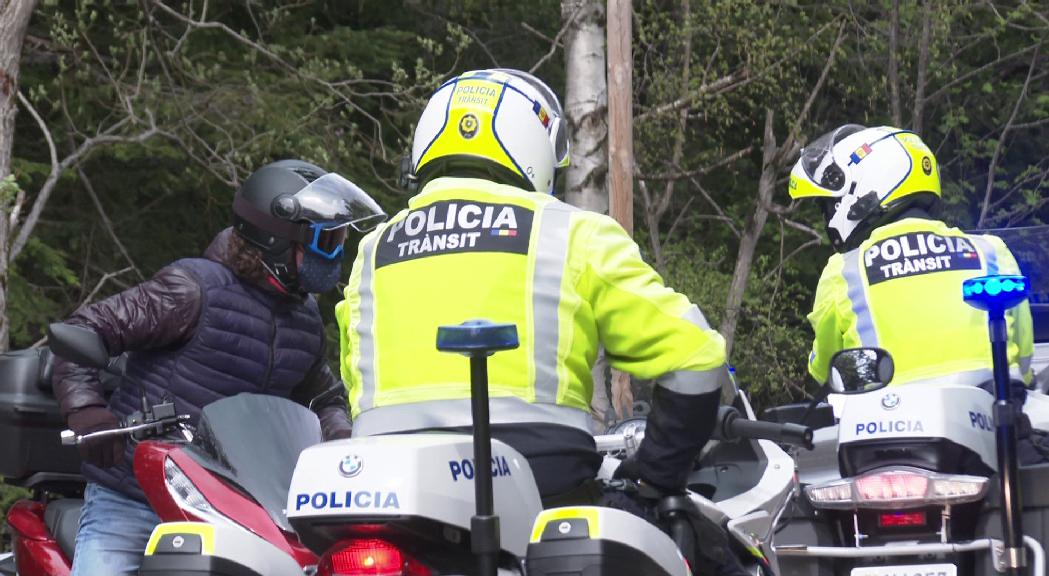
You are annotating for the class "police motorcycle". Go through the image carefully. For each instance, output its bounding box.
[141,320,815,575]
[774,274,1049,576]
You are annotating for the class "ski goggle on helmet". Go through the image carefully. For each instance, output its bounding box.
[411,69,570,194]
[238,172,386,260]
[788,124,941,250]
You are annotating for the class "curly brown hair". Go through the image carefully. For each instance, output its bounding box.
[227,230,271,285]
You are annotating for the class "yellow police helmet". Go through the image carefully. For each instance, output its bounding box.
[788,125,941,251]
[411,69,570,194]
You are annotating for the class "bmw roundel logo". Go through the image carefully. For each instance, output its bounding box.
[339,454,364,478]
[881,393,901,410]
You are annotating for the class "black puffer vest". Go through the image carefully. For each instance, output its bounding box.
[83,258,324,501]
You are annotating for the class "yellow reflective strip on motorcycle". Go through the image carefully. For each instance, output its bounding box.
[144,522,215,556]
[529,506,601,542]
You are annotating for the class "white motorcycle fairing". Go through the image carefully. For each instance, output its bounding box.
[286,433,542,556]
[837,384,997,471]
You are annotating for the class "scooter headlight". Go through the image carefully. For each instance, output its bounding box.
[164,457,238,527]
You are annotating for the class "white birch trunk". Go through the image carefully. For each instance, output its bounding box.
[561,0,607,213]
[0,0,39,351]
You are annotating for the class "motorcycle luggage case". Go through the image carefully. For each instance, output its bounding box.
[526,506,690,576]
[0,348,81,480]
[139,522,303,576]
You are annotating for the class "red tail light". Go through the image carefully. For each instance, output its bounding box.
[879,511,927,528]
[318,538,432,576]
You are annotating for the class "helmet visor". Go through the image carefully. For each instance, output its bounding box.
[286,173,387,233]
[799,124,866,191]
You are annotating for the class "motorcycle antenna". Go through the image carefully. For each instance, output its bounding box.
[437,320,519,576]
[963,274,1030,576]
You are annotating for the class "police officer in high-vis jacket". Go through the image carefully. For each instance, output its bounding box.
[335,69,728,501]
[788,124,1034,388]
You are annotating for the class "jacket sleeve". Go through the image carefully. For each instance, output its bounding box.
[989,235,1035,384]
[806,255,847,385]
[289,338,354,440]
[51,265,203,417]
[578,214,727,490]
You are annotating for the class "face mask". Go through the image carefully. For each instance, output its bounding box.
[297,249,344,293]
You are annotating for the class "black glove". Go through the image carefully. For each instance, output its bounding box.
[316,406,354,440]
[613,453,642,483]
[323,417,354,440]
[68,406,125,468]
[613,454,682,495]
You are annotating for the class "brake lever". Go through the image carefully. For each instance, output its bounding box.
[60,414,191,446]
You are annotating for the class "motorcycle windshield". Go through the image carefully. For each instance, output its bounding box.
[291,173,387,232]
[971,225,1049,342]
[188,394,323,532]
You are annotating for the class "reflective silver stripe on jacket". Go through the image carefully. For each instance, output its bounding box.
[352,397,593,436]
[843,248,879,347]
[356,235,379,412]
[532,203,575,404]
[656,365,728,395]
[682,305,711,330]
[1020,354,1033,377]
[971,236,998,275]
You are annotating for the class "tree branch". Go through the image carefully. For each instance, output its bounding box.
[777,20,847,164]
[978,43,1040,227]
[10,114,160,261]
[924,43,1039,105]
[887,0,902,126]
[912,0,932,133]
[641,145,754,181]
[529,2,585,74]
[76,165,144,281]
[13,91,57,230]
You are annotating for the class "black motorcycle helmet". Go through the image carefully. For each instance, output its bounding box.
[232,159,386,292]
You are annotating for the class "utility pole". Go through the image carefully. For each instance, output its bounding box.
[607,0,633,234]
[606,0,635,420]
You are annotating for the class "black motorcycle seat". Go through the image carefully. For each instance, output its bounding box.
[44,498,83,561]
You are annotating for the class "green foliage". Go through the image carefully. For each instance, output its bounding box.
[659,241,819,411]
[0,483,30,552]
[5,0,1048,413]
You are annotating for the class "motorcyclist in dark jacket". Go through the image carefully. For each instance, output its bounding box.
[52,159,386,576]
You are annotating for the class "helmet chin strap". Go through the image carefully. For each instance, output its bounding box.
[827,185,883,252]
[827,194,862,250]
[259,246,301,295]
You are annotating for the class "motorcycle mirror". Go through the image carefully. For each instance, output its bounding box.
[47,323,110,369]
[827,347,894,394]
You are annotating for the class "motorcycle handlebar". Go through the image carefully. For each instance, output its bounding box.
[714,406,814,450]
[59,414,191,446]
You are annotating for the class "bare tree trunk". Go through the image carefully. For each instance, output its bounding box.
[888,0,902,127]
[562,0,608,213]
[645,0,691,274]
[720,110,776,357]
[0,0,39,351]
[912,0,932,134]
[562,0,611,428]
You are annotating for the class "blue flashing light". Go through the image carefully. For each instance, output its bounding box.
[436,320,520,355]
[962,274,1029,312]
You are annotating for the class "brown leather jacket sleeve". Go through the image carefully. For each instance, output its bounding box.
[52,265,203,417]
[290,354,353,440]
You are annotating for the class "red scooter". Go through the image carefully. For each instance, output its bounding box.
[2,324,318,575]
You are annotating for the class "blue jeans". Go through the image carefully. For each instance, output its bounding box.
[71,483,160,576]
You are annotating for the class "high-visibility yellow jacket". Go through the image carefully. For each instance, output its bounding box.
[807,218,1034,387]
[336,177,728,435]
